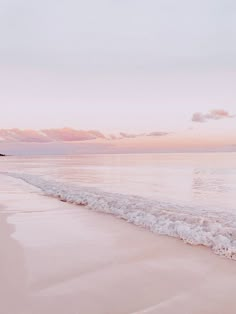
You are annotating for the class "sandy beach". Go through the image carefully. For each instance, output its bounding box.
[1,173,236,314]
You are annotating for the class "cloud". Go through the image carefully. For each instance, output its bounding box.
[119,132,142,139]
[0,127,171,143]
[108,134,119,140]
[119,131,169,139]
[147,131,169,137]
[42,128,103,142]
[0,128,106,143]
[192,109,235,123]
[192,112,206,123]
[0,129,51,143]
[88,130,106,139]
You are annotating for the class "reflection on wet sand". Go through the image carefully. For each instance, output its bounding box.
[0,208,28,314]
[1,176,236,314]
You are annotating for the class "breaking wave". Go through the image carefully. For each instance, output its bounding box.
[4,172,236,260]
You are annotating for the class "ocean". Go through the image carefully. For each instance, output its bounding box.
[1,152,236,259]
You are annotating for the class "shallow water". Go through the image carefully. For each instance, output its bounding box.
[1,153,236,258]
[1,153,236,210]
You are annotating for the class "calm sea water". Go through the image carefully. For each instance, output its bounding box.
[1,153,236,211]
[1,153,236,258]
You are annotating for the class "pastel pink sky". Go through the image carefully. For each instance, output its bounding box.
[0,112,236,154]
[0,0,235,154]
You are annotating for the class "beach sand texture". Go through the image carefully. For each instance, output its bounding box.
[1,174,236,314]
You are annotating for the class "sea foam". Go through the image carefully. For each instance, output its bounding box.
[4,172,236,260]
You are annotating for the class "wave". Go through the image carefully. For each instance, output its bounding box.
[3,172,236,260]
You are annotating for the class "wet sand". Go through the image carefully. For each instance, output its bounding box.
[1,174,236,314]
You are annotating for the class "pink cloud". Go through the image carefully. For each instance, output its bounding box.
[0,127,170,144]
[119,132,141,139]
[147,131,169,137]
[192,109,235,123]
[108,134,119,140]
[0,129,50,142]
[88,130,106,139]
[0,128,106,143]
[1,128,236,155]
[119,131,169,139]
[42,128,101,142]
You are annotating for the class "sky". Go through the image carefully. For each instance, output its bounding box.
[0,0,235,154]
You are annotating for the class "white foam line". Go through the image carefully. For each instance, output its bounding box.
[3,171,236,260]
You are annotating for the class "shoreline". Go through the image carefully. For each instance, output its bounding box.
[1,174,236,314]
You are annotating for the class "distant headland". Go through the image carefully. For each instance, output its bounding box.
[0,154,6,156]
